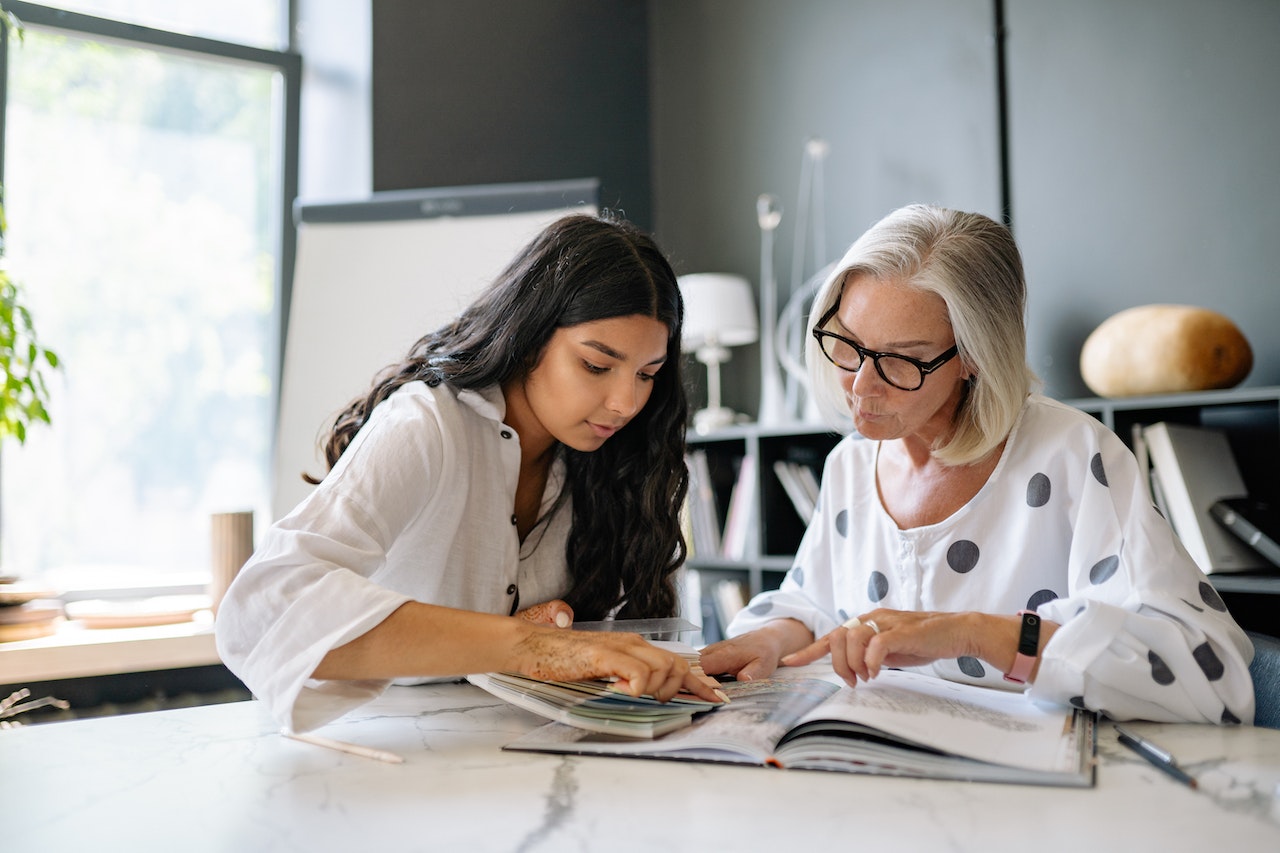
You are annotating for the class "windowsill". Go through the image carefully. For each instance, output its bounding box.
[38,570,212,603]
[0,612,220,684]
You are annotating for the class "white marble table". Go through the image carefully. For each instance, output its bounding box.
[5,682,1280,852]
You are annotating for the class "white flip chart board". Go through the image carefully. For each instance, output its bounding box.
[273,179,598,520]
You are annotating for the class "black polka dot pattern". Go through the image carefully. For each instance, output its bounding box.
[1026,473,1051,507]
[1027,589,1059,610]
[785,422,1234,718]
[1192,642,1225,681]
[1198,582,1227,612]
[1148,650,1175,685]
[867,571,889,602]
[957,656,986,678]
[947,540,979,574]
[1090,453,1108,486]
[1089,555,1119,585]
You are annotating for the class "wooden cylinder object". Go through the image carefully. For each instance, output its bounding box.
[209,510,254,613]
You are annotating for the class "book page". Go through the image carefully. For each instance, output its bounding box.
[504,678,838,763]
[784,669,1075,773]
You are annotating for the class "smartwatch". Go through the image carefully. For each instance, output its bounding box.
[1003,610,1040,684]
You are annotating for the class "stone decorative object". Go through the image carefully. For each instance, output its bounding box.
[1079,304,1253,398]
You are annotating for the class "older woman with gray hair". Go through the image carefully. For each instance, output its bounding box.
[700,204,1254,724]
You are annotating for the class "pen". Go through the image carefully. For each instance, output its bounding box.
[281,729,405,764]
[1113,724,1197,789]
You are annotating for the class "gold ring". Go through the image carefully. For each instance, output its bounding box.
[865,619,881,635]
[841,616,862,630]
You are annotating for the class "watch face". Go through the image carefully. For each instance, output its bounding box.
[1018,612,1041,655]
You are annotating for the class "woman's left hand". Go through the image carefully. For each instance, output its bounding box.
[782,609,983,686]
[516,599,574,629]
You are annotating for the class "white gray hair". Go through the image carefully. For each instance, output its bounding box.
[806,204,1039,465]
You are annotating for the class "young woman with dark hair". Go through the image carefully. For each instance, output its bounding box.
[217,214,722,731]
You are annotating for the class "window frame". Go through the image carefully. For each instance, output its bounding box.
[0,1,300,588]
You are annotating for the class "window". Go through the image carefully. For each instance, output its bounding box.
[0,2,298,588]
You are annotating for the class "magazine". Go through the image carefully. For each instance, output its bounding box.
[466,639,719,738]
[494,667,1095,787]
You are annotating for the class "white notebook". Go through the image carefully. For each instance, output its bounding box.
[1142,422,1264,573]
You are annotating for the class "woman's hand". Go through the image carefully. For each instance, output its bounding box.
[700,619,814,682]
[782,609,1050,687]
[516,599,574,628]
[783,609,982,686]
[512,626,725,704]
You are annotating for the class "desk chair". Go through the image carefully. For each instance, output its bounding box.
[1246,630,1280,729]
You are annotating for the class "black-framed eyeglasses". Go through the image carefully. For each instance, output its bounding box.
[811,304,959,392]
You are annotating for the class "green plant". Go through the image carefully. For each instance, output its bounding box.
[0,196,60,443]
[0,6,59,443]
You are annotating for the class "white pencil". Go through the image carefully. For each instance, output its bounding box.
[281,729,405,764]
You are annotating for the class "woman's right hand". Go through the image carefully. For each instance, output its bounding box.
[511,626,725,704]
[699,619,814,682]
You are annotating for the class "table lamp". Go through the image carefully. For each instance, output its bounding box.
[678,273,759,434]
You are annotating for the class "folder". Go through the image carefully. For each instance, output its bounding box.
[1142,422,1265,574]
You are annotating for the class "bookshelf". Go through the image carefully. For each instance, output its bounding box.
[685,386,1280,640]
[684,422,842,640]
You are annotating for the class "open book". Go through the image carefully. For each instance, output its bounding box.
[489,667,1095,787]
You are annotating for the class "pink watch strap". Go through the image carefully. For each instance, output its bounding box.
[1003,609,1040,684]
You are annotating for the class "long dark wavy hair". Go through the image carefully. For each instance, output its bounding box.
[307,213,689,620]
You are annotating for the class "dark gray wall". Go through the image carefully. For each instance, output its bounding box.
[370,0,1280,412]
[371,0,652,226]
[649,0,1000,415]
[1006,0,1280,398]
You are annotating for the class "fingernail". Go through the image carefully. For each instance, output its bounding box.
[713,688,731,704]
[555,612,570,628]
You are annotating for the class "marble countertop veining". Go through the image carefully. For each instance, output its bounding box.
[4,682,1280,852]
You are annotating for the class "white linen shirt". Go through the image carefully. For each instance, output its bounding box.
[215,382,572,732]
[728,394,1256,725]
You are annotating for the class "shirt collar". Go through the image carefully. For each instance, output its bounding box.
[456,384,506,423]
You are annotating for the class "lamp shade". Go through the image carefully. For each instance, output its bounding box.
[678,273,759,353]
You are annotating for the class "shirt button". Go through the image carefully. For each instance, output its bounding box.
[507,584,517,595]
[500,429,513,439]
[510,514,518,525]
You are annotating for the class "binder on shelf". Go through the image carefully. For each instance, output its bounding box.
[1142,422,1264,574]
[1209,497,1280,569]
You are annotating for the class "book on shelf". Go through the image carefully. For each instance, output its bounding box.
[772,459,818,522]
[719,454,756,560]
[494,665,1096,787]
[680,568,723,645]
[1142,422,1265,573]
[685,449,722,557]
[711,576,750,630]
[1210,497,1280,569]
[1130,421,1153,504]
